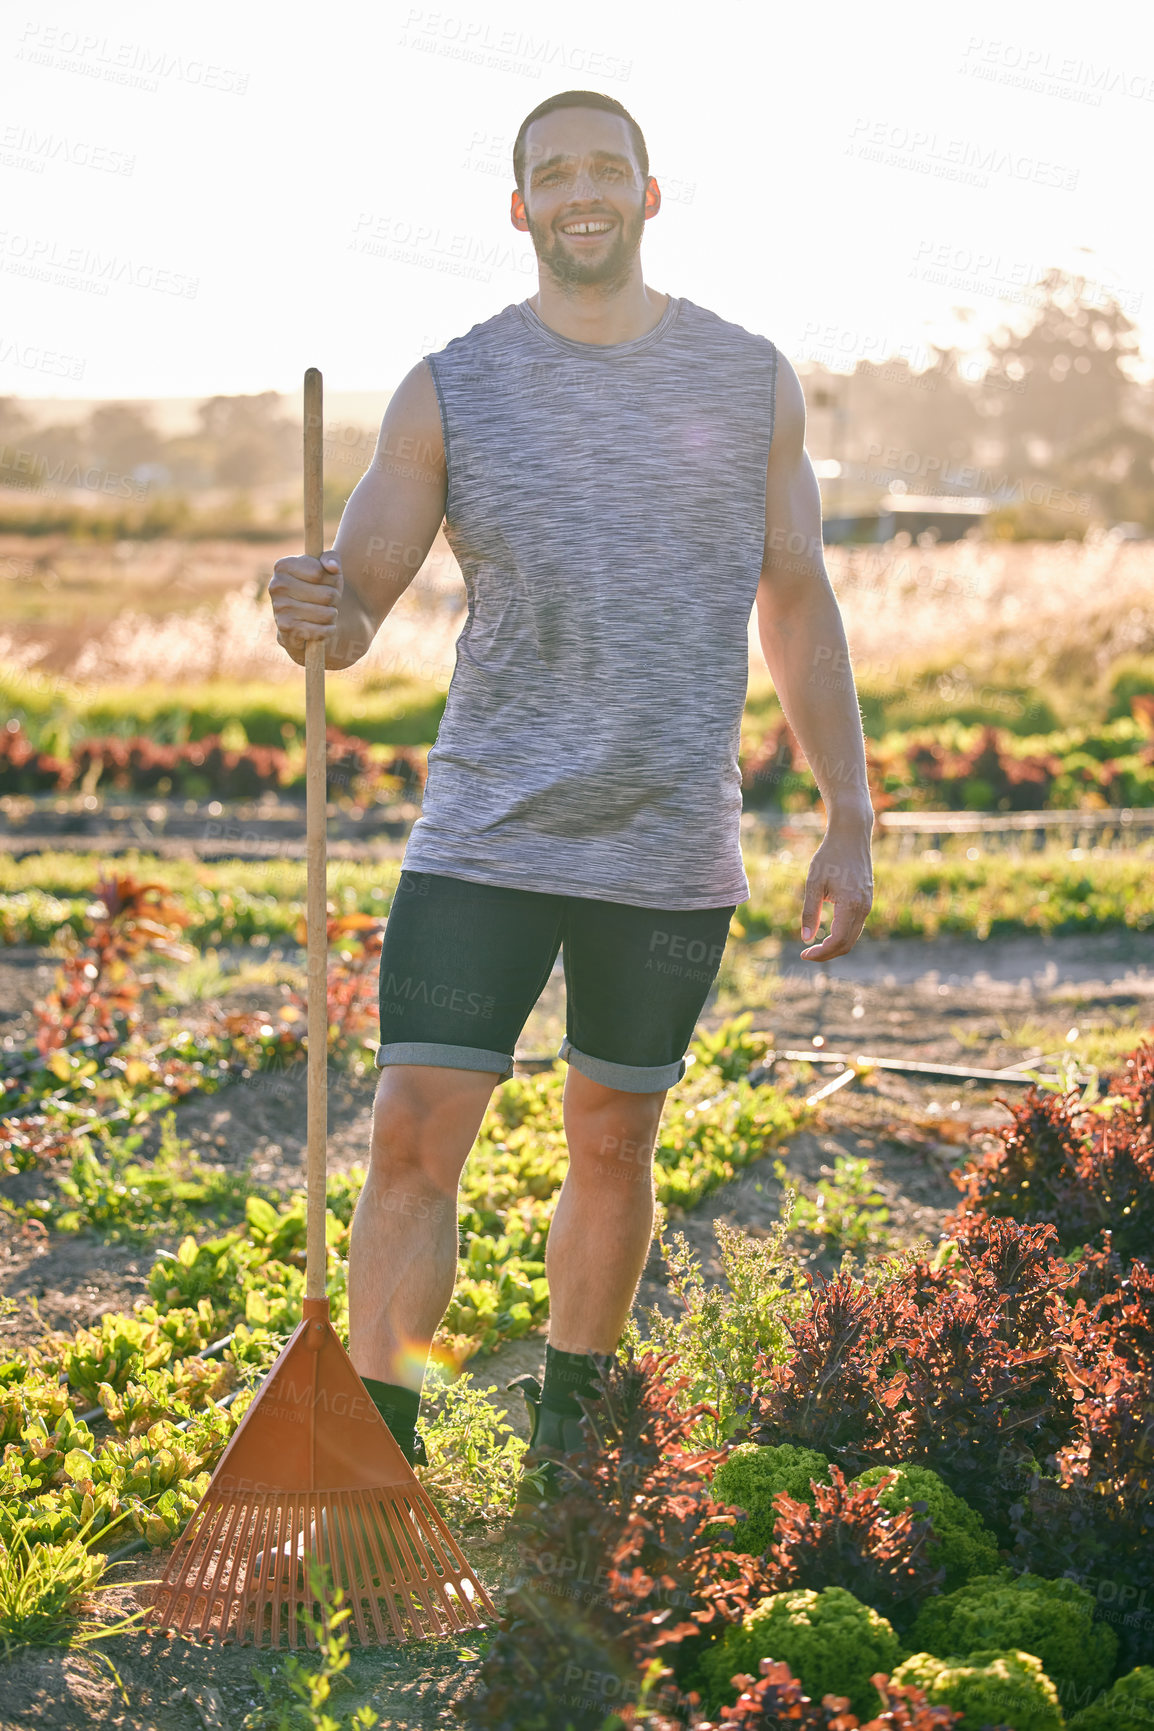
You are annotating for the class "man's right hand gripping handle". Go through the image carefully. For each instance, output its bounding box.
[267,551,344,668]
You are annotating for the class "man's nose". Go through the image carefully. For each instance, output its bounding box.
[570,164,600,198]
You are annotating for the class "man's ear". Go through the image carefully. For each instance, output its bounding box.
[511,190,529,233]
[644,178,662,221]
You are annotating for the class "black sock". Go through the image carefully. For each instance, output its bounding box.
[362,1377,420,1461]
[540,1344,603,1418]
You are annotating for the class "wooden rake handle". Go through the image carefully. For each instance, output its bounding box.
[303,367,328,1302]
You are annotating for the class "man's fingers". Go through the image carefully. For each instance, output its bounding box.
[287,600,339,625]
[800,889,824,942]
[270,553,343,588]
[800,893,871,960]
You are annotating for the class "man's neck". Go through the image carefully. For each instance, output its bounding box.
[527,275,669,347]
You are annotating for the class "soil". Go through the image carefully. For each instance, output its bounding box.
[2,928,1153,1728]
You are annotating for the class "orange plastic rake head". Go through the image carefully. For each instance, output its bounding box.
[151,367,495,1648]
[152,1297,495,1646]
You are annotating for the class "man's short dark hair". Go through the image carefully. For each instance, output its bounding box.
[513,90,649,195]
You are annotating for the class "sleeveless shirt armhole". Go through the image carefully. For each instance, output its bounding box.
[766,339,779,456]
[423,353,454,521]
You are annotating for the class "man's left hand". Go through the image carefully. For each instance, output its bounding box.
[798,811,875,961]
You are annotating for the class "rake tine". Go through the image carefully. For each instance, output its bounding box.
[214,1496,255,1637]
[390,1493,458,1636]
[268,1496,290,1650]
[338,1496,376,1646]
[176,1496,232,1635]
[398,1493,466,1632]
[290,1493,307,1650]
[409,1488,495,1623]
[366,1492,416,1641]
[340,1495,380,1640]
[364,1489,425,1638]
[233,1497,269,1645]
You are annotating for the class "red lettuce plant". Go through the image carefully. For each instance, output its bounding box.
[949,1054,1154,1263]
[767,1469,945,1632]
[687,1658,967,1730]
[737,1220,1080,1536]
[35,873,192,1058]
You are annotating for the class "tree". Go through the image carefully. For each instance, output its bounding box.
[85,403,166,477]
[979,267,1154,525]
[192,392,299,486]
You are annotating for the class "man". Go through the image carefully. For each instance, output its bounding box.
[268,90,874,1480]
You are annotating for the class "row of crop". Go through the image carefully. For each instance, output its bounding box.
[0,875,384,1174]
[3,849,1154,955]
[742,708,1154,814]
[0,722,427,801]
[7,1012,810,1364]
[457,1036,1154,1729]
[4,707,1154,812]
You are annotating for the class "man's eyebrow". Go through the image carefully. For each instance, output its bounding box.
[529,150,634,175]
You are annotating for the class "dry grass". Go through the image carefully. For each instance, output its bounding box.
[819,534,1154,711]
[3,532,1152,714]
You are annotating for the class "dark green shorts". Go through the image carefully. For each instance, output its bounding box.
[376,870,735,1092]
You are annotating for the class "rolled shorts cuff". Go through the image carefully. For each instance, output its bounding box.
[556,1036,686,1092]
[376,1041,515,1082]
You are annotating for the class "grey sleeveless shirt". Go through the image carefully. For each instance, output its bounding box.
[400,294,779,910]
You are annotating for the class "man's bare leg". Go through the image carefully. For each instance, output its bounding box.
[546,1067,667,1353]
[348,1064,499,1392]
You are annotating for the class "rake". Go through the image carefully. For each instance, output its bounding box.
[151,367,496,1648]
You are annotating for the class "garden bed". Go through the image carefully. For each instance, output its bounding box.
[1,868,1153,1729]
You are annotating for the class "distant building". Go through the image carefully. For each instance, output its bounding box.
[822,491,993,544]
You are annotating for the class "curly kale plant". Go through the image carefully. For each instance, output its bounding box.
[852,1463,1000,1593]
[694,1585,903,1721]
[709,1443,832,1555]
[1067,1665,1154,1730]
[910,1570,1118,1702]
[893,1649,1061,1731]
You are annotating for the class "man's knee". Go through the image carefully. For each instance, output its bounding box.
[564,1075,667,1178]
[368,1063,496,1184]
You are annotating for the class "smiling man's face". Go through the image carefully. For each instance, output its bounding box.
[512,107,659,290]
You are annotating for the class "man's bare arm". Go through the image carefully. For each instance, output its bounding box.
[755,352,874,959]
[268,360,447,670]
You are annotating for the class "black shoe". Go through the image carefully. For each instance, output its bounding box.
[507,1373,590,1508]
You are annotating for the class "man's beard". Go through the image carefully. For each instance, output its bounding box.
[524,204,647,292]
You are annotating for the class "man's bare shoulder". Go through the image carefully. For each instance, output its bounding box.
[372,359,445,473]
[768,349,806,459]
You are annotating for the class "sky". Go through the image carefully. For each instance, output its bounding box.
[2,0,1152,411]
